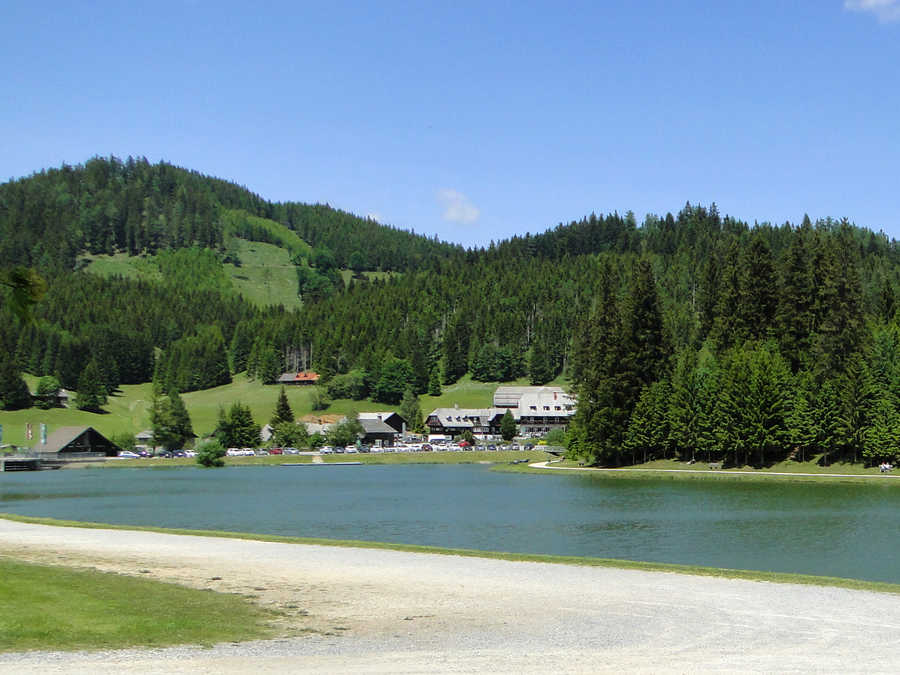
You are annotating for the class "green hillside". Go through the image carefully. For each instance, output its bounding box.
[0,374,523,449]
[225,240,302,309]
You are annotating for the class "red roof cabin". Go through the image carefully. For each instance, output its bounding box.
[278,371,320,385]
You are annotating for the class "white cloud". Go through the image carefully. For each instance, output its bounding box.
[437,189,480,225]
[844,0,900,22]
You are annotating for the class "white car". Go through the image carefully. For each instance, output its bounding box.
[118,450,140,459]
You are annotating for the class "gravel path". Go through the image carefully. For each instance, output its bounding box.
[1,519,898,673]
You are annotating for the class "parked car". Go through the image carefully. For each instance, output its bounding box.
[269,447,283,455]
[320,446,334,454]
[283,447,299,455]
[118,450,140,459]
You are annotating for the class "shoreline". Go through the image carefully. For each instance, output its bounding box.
[528,460,900,481]
[2,513,898,594]
[0,518,898,673]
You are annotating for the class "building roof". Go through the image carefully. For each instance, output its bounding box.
[135,429,154,441]
[38,426,122,455]
[517,390,576,418]
[357,411,406,431]
[493,386,571,408]
[358,417,398,435]
[278,371,320,383]
[427,408,510,427]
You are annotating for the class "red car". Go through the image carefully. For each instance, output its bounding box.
[269,447,283,455]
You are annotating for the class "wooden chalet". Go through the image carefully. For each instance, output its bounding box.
[37,426,122,457]
[277,371,320,385]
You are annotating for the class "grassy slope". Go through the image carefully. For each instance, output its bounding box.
[225,239,302,310]
[0,557,274,652]
[221,209,311,259]
[81,240,302,310]
[2,373,567,448]
[78,253,163,281]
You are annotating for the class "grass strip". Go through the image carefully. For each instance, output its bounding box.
[500,461,900,485]
[0,556,276,653]
[94,450,542,469]
[2,513,898,596]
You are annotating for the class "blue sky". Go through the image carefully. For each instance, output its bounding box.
[2,1,899,247]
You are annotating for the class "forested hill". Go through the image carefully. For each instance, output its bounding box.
[4,157,900,468]
[0,156,464,272]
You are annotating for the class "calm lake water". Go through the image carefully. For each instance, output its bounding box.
[1,464,898,583]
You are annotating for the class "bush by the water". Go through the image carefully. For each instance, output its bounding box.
[195,439,226,467]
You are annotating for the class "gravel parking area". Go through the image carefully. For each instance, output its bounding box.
[0,518,898,673]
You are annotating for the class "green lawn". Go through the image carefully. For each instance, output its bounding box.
[0,557,275,652]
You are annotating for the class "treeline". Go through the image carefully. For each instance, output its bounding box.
[568,217,900,467]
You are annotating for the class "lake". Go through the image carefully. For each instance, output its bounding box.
[1,464,898,583]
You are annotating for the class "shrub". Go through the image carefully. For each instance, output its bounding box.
[196,439,226,468]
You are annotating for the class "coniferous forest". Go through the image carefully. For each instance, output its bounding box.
[3,156,900,467]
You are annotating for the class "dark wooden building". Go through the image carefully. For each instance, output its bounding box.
[38,426,122,457]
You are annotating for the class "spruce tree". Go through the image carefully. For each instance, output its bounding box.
[500,409,516,441]
[528,336,555,385]
[259,345,281,385]
[623,379,670,464]
[271,386,294,426]
[222,402,260,448]
[814,379,843,466]
[151,390,194,450]
[837,353,875,463]
[812,228,866,378]
[863,395,900,466]
[399,388,423,433]
[75,359,107,411]
[567,261,627,465]
[667,348,717,463]
[0,357,31,411]
[619,257,669,410]
[787,372,818,463]
[427,365,442,397]
[737,233,778,342]
[777,223,814,371]
[709,238,742,351]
